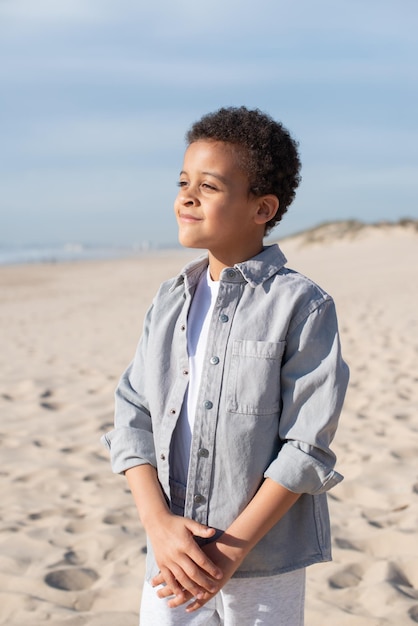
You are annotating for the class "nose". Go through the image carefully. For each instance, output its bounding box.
[178,183,199,207]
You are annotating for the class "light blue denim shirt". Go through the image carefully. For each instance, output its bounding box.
[102,244,349,579]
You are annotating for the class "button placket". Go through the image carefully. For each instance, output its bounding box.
[185,279,241,521]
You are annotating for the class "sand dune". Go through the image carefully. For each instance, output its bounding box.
[0,222,417,625]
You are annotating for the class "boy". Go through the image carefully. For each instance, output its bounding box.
[102,106,349,625]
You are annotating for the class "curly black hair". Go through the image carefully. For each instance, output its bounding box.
[186,106,301,234]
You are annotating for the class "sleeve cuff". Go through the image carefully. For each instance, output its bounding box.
[264,442,343,494]
[101,426,156,475]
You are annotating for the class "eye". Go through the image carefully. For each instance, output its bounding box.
[201,182,217,191]
[177,180,188,188]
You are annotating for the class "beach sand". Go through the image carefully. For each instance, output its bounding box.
[0,222,417,625]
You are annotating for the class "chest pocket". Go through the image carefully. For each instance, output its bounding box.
[226,340,286,415]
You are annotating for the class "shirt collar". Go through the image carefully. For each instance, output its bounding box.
[234,244,287,287]
[174,244,287,291]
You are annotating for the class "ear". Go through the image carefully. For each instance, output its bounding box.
[254,195,279,225]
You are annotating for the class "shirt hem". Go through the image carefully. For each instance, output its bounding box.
[231,554,332,579]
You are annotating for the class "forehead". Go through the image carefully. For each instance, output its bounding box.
[183,140,246,175]
[184,139,242,167]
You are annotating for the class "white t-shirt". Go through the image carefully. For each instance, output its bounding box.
[171,267,220,486]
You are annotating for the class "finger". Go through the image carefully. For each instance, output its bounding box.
[158,567,184,599]
[151,572,165,587]
[186,520,217,539]
[185,597,209,612]
[156,584,179,599]
[168,591,197,609]
[169,559,218,598]
[152,557,216,598]
[183,517,216,539]
[185,543,223,581]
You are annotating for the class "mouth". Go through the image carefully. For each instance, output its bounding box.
[178,212,202,223]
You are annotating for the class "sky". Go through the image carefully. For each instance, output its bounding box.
[0,0,417,249]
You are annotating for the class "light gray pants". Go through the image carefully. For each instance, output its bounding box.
[140,568,305,625]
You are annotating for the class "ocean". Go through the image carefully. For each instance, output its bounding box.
[0,243,152,266]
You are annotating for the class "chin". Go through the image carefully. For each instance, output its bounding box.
[178,234,204,249]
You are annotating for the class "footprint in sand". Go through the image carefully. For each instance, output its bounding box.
[64,550,87,566]
[82,473,101,482]
[49,549,87,568]
[328,563,363,589]
[362,505,410,529]
[28,509,56,521]
[395,413,411,422]
[40,401,61,411]
[39,389,61,411]
[389,568,416,599]
[409,606,418,623]
[334,537,360,551]
[102,512,129,525]
[44,567,98,591]
[391,446,418,460]
[60,445,83,454]
[65,519,92,534]
[389,561,418,599]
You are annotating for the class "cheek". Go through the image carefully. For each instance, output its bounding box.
[173,195,181,213]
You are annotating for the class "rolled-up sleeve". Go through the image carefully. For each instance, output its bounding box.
[101,305,157,474]
[264,298,349,494]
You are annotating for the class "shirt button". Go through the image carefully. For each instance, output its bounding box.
[180,324,186,331]
[183,369,189,375]
[193,494,206,504]
[227,269,236,278]
[203,400,213,410]
[160,453,166,461]
[198,448,209,458]
[219,314,229,323]
[170,408,176,415]
[210,356,219,365]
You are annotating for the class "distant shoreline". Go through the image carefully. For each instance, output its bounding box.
[1,218,416,267]
[0,243,188,267]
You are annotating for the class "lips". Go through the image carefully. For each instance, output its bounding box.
[178,212,202,222]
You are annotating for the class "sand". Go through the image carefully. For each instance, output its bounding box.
[0,222,417,625]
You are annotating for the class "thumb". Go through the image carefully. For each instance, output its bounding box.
[184,518,216,539]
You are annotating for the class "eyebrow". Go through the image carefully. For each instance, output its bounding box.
[179,170,228,185]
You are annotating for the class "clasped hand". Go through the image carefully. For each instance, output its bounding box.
[148,512,245,613]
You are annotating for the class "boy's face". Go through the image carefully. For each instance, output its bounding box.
[175,140,263,260]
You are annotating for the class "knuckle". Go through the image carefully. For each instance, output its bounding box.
[187,563,198,577]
